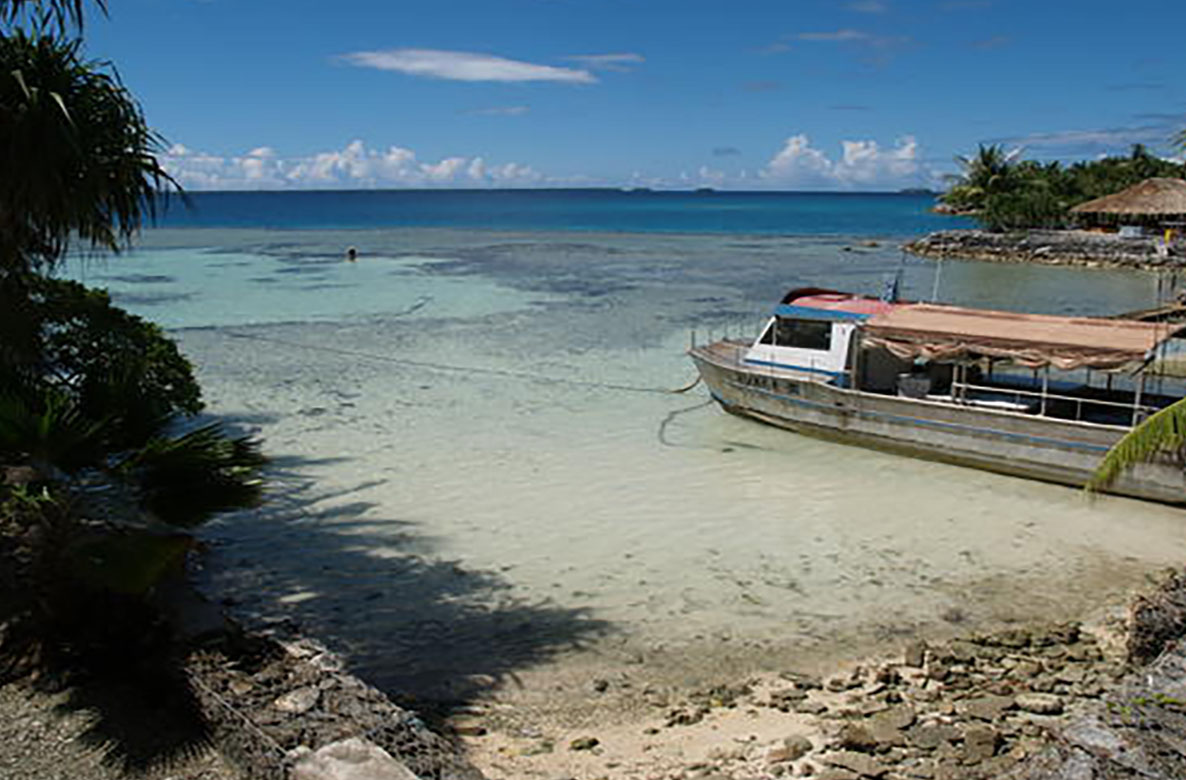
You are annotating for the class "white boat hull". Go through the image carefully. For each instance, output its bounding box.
[690,340,1186,504]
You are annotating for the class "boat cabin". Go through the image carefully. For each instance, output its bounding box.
[745,288,1186,426]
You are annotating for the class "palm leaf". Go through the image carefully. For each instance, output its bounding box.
[1087,398,1186,492]
[122,424,266,527]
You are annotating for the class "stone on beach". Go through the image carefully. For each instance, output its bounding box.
[290,737,420,780]
[273,686,321,714]
[1015,693,1064,715]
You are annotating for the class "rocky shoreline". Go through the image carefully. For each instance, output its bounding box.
[904,229,1183,270]
[459,569,1186,780]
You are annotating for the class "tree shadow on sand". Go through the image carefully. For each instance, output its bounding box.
[197,453,612,722]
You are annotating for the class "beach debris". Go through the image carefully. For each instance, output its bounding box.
[569,736,599,750]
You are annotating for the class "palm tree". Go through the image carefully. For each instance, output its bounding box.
[1,0,103,33]
[1087,402,1186,492]
[0,29,175,276]
[940,144,1022,213]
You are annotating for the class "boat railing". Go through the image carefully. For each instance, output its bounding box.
[949,380,1157,425]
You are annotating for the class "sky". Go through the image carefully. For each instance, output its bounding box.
[82,0,1186,191]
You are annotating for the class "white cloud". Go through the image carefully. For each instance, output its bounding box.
[797,29,870,42]
[339,48,595,83]
[160,140,543,190]
[846,1,887,12]
[467,105,530,116]
[759,133,933,189]
[565,53,645,72]
[995,125,1169,155]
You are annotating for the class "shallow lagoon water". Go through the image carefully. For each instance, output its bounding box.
[67,227,1186,700]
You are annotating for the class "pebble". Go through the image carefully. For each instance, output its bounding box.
[272,686,320,715]
[1015,693,1064,715]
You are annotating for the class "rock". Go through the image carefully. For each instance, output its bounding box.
[822,750,888,777]
[228,677,254,696]
[273,686,321,715]
[874,704,916,731]
[766,735,814,764]
[835,723,878,753]
[816,770,858,780]
[827,677,851,693]
[796,701,829,715]
[955,695,1014,722]
[291,737,419,780]
[771,687,810,707]
[961,725,999,763]
[906,723,960,751]
[449,719,487,737]
[1012,660,1043,679]
[569,736,600,751]
[1015,693,1063,715]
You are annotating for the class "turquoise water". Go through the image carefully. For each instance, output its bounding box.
[61,198,1186,704]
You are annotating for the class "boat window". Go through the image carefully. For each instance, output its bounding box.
[759,318,832,350]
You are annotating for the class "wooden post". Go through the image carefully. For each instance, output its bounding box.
[1133,372,1146,426]
[1039,367,1049,417]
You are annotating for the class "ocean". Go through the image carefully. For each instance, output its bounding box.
[153,189,969,235]
[64,190,1186,705]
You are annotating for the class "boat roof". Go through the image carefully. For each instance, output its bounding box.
[774,290,902,321]
[865,303,1180,371]
[777,288,1181,370]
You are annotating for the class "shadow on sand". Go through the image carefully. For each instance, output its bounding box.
[199,453,612,718]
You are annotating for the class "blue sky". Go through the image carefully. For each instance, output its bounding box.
[84,0,1186,191]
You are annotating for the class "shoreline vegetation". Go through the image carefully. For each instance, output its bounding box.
[907,142,1186,271]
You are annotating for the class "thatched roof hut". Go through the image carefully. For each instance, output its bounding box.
[1071,177,1186,218]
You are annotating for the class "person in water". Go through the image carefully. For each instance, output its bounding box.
[345,246,358,262]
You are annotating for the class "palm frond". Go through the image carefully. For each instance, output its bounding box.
[123,424,266,527]
[1087,398,1186,492]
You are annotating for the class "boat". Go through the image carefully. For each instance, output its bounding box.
[688,287,1186,503]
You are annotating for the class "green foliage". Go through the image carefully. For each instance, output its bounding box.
[0,389,110,474]
[981,187,1070,231]
[0,275,202,451]
[0,29,176,274]
[124,424,266,528]
[1087,398,1186,492]
[1,0,104,33]
[940,143,1186,231]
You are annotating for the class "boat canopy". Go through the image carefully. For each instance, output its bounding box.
[862,303,1181,371]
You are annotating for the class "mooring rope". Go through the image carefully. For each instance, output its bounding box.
[220,330,703,396]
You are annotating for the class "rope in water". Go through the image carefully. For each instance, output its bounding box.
[221,330,702,395]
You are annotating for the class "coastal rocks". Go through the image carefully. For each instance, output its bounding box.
[765,735,813,764]
[904,229,1181,270]
[1015,693,1064,716]
[290,737,419,780]
[273,685,320,715]
[186,631,482,780]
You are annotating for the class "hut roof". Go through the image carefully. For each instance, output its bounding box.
[1070,177,1186,216]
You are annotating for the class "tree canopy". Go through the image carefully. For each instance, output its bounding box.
[940,144,1186,231]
